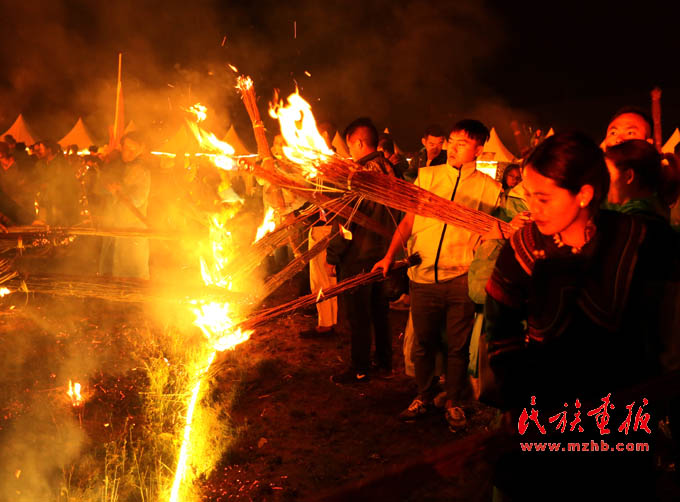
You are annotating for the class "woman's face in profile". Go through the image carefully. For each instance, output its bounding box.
[523,165,582,236]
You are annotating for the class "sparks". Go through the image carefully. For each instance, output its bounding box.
[67,380,82,407]
[228,64,238,73]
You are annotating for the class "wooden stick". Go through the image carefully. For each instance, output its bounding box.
[236,157,393,238]
[274,154,513,236]
[257,231,334,300]
[0,274,250,304]
[0,226,204,241]
[239,253,421,331]
[651,87,663,152]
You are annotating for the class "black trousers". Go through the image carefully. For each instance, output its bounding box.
[338,261,391,372]
[410,275,475,402]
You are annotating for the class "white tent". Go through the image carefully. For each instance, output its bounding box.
[223,125,251,156]
[59,118,97,149]
[482,127,515,163]
[2,114,38,145]
[662,128,680,154]
[124,120,137,134]
[332,131,350,157]
[162,123,201,153]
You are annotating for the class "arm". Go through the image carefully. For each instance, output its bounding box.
[371,212,414,276]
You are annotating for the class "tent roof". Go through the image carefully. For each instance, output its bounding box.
[222,125,251,156]
[59,118,97,149]
[482,127,515,163]
[662,128,680,154]
[161,123,202,153]
[124,120,137,134]
[2,114,38,145]
[332,131,350,157]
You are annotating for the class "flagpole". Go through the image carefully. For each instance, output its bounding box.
[113,53,123,141]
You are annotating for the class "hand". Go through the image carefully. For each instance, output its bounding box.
[481,221,504,241]
[325,263,336,278]
[371,256,393,277]
[509,211,532,231]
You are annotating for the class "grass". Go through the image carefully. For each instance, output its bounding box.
[0,302,253,502]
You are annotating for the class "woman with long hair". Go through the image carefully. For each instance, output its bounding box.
[483,132,679,499]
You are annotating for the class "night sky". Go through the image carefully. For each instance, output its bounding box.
[0,0,678,153]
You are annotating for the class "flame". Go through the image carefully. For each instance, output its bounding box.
[269,90,335,178]
[228,64,238,73]
[187,103,207,123]
[185,115,236,171]
[236,75,253,91]
[0,287,10,297]
[67,380,82,407]
[172,202,253,500]
[254,207,277,243]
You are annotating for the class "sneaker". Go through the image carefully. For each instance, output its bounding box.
[299,326,335,339]
[445,404,467,431]
[331,368,370,384]
[399,397,433,421]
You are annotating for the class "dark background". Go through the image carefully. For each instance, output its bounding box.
[0,0,678,153]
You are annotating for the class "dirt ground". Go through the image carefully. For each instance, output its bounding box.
[1,260,678,501]
[198,283,499,502]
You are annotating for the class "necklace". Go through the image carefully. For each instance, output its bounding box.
[553,219,596,254]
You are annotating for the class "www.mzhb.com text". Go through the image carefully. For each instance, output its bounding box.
[519,440,649,453]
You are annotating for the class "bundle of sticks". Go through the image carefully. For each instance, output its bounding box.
[280,154,514,236]
[240,253,420,331]
[0,226,199,240]
[0,273,250,305]
[235,75,512,237]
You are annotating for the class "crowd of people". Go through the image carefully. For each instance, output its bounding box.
[1,106,679,497]
[294,108,680,499]
[0,132,154,277]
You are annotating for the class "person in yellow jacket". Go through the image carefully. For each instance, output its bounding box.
[373,119,501,430]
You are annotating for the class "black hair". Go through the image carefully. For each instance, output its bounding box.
[423,124,446,140]
[501,163,521,190]
[605,139,680,206]
[343,117,378,149]
[449,119,490,146]
[378,133,395,155]
[525,131,610,211]
[609,106,653,138]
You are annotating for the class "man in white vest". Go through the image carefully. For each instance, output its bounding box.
[373,119,501,430]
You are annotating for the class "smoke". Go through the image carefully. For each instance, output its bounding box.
[0,0,531,153]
